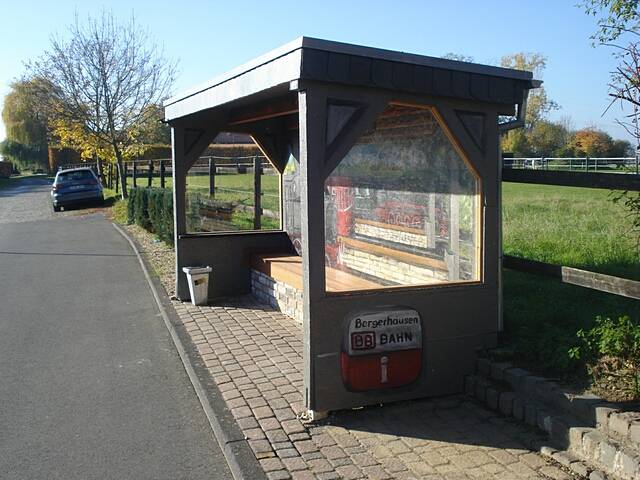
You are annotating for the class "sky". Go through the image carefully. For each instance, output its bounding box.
[0,0,635,144]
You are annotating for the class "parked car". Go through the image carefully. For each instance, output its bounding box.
[51,168,104,212]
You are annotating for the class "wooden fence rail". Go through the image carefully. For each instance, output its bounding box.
[503,255,640,300]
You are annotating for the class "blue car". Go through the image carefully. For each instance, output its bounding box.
[51,167,104,212]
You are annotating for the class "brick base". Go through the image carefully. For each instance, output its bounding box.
[251,269,303,323]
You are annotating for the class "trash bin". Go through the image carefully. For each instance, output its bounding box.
[182,266,212,306]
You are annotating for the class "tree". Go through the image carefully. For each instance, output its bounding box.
[582,0,640,42]
[441,53,475,62]
[500,53,559,129]
[1,78,56,170]
[569,128,615,156]
[528,120,570,157]
[501,129,532,157]
[29,11,176,197]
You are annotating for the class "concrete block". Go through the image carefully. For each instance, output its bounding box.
[616,449,639,479]
[536,409,552,433]
[568,427,592,453]
[521,375,546,397]
[486,387,499,411]
[629,422,640,445]
[513,397,525,421]
[498,391,515,417]
[551,450,575,468]
[569,460,590,478]
[550,416,570,448]
[582,430,604,459]
[598,440,616,471]
[475,378,489,402]
[593,404,619,427]
[610,412,640,437]
[503,368,529,390]
[464,375,475,396]
[490,362,512,381]
[524,403,538,427]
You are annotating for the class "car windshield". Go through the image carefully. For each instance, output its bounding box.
[57,171,95,183]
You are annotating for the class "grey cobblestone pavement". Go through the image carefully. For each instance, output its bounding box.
[173,296,579,480]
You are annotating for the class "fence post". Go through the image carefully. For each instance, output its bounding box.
[594,156,598,172]
[132,161,137,188]
[209,157,216,198]
[253,156,261,230]
[586,156,589,172]
[160,160,166,188]
[147,160,153,187]
[569,158,572,171]
[236,158,241,174]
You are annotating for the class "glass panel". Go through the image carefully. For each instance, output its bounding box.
[283,153,302,254]
[185,133,281,233]
[324,104,480,292]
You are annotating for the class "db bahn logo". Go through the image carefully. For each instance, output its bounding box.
[351,331,376,350]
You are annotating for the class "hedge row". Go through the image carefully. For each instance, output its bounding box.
[127,187,174,245]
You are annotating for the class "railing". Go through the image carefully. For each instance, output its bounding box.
[502,165,639,301]
[504,156,639,173]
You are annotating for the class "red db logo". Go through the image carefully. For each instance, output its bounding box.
[351,331,375,350]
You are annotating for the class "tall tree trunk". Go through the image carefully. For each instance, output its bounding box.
[113,144,128,199]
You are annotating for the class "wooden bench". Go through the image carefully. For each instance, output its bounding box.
[251,254,381,292]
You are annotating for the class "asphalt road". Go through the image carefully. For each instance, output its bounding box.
[0,179,232,479]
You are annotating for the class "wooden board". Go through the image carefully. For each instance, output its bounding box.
[503,255,640,300]
[338,236,448,271]
[251,254,381,292]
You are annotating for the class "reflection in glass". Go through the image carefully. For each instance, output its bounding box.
[324,104,480,292]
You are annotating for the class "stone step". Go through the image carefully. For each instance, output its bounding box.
[467,357,640,480]
[476,357,640,451]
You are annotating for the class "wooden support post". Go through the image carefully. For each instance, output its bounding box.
[132,162,137,188]
[148,160,153,187]
[160,160,166,188]
[208,157,216,197]
[253,156,261,230]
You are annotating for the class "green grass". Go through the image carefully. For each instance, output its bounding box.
[503,183,638,280]
[501,182,639,380]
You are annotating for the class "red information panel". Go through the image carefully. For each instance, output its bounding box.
[341,308,422,391]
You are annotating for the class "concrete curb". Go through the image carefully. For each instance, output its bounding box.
[112,223,267,480]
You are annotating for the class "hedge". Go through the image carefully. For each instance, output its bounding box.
[127,187,174,245]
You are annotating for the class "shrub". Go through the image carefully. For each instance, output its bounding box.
[127,187,174,245]
[569,315,640,398]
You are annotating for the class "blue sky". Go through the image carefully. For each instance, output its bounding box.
[0,0,634,143]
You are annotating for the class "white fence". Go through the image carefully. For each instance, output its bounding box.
[503,157,639,174]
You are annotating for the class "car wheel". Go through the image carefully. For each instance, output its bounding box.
[53,205,61,212]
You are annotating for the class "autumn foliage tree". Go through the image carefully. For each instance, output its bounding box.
[29,11,176,197]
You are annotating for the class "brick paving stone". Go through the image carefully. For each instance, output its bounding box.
[335,464,364,479]
[173,297,569,480]
[282,457,308,472]
[267,471,292,480]
[290,471,317,480]
[259,417,282,431]
[260,457,286,472]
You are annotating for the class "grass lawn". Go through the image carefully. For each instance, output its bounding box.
[117,172,280,212]
[501,182,639,382]
[503,182,638,280]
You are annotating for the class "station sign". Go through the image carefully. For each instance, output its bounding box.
[341,307,422,391]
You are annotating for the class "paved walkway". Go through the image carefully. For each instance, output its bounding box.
[173,296,578,480]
